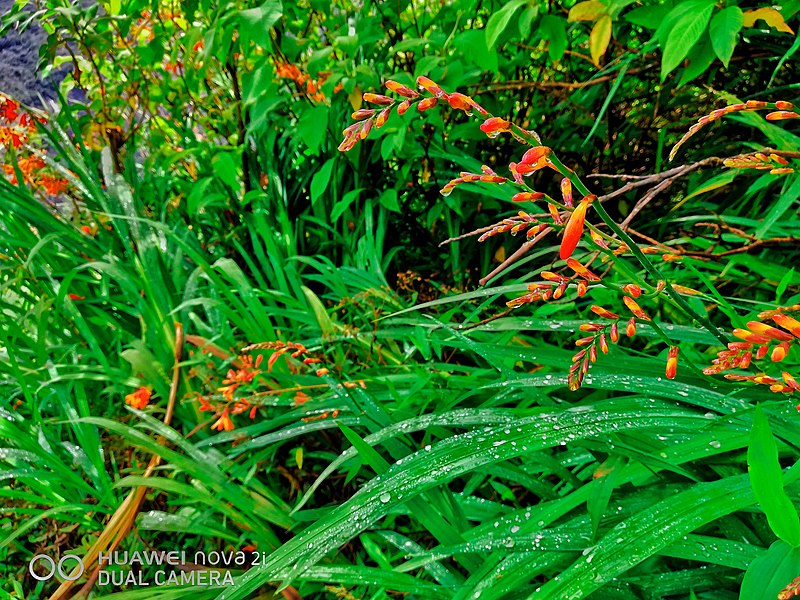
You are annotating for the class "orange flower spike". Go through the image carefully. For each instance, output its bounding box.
[566,258,601,281]
[591,305,620,320]
[773,313,800,338]
[416,76,445,97]
[363,93,394,106]
[480,117,511,137]
[623,296,650,320]
[626,317,637,337]
[560,178,573,207]
[746,321,795,341]
[766,111,800,121]
[211,409,235,432]
[559,195,595,260]
[125,386,152,410]
[385,80,419,98]
[665,346,679,380]
[772,342,791,362]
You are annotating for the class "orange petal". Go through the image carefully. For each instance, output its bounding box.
[559,200,589,259]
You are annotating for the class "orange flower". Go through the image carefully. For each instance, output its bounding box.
[416,76,444,98]
[665,346,679,379]
[773,313,800,338]
[68,293,85,300]
[479,117,511,137]
[125,386,151,410]
[590,305,619,320]
[384,80,418,98]
[766,111,800,121]
[566,258,600,281]
[211,409,235,432]
[623,296,650,320]
[772,342,790,362]
[363,93,394,106]
[746,321,794,341]
[560,195,594,260]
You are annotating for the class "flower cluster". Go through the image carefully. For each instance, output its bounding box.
[125,386,152,410]
[568,298,668,390]
[670,100,798,161]
[705,307,800,394]
[339,76,543,152]
[723,151,793,175]
[275,62,342,103]
[779,575,800,599]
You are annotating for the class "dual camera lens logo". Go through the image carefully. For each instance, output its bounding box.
[29,554,84,581]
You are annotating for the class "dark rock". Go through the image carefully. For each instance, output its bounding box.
[0,0,68,107]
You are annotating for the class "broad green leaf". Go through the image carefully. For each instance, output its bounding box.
[677,30,716,86]
[310,157,335,205]
[661,0,715,80]
[625,2,673,29]
[540,15,568,61]
[748,405,800,547]
[220,400,711,598]
[298,104,329,154]
[590,15,613,66]
[741,541,800,600]
[486,0,527,49]
[530,475,755,598]
[569,1,606,22]
[710,6,744,67]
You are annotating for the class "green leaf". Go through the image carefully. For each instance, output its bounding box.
[709,6,744,67]
[748,405,800,547]
[777,268,795,303]
[297,105,330,154]
[530,475,755,598]
[625,2,673,29]
[539,15,568,61]
[378,188,400,212]
[486,0,527,49]
[238,0,282,48]
[741,541,800,600]
[310,158,335,205]
[677,31,716,86]
[661,0,716,80]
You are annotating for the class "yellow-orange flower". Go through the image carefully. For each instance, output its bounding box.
[666,346,679,379]
[211,409,235,432]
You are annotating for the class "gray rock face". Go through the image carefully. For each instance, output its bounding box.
[0,0,66,107]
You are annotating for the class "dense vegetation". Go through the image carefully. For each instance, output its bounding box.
[1,0,800,598]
